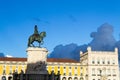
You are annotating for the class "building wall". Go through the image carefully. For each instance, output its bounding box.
[87,47,120,80]
[0,47,119,80]
[0,61,87,80]
[47,62,87,80]
[0,61,27,80]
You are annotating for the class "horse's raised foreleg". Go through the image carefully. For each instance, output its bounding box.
[32,43,35,47]
[39,43,40,47]
[41,41,44,45]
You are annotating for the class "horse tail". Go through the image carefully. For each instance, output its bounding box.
[28,38,30,47]
[28,36,31,47]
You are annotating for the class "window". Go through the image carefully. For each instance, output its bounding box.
[69,73,72,76]
[9,70,12,75]
[107,58,110,64]
[75,67,77,69]
[75,74,77,76]
[58,66,60,69]
[81,67,83,69]
[9,65,12,74]
[69,67,71,69]
[97,61,100,64]
[112,59,115,64]
[3,70,6,75]
[80,77,83,80]
[97,58,100,64]
[68,77,72,80]
[92,68,96,76]
[107,61,110,64]
[97,68,100,75]
[113,69,116,73]
[92,61,95,64]
[102,58,105,64]
[3,65,6,75]
[102,60,105,64]
[62,77,66,80]
[3,65,6,70]
[92,68,95,74]
[107,69,111,75]
[80,73,83,76]
[103,69,106,75]
[63,73,66,76]
[92,58,95,64]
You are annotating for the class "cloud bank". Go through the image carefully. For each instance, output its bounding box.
[49,23,120,61]
[49,43,78,59]
[89,23,116,51]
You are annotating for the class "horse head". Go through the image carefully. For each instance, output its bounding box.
[39,31,46,38]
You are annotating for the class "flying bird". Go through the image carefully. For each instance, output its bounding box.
[68,15,77,22]
[33,17,50,24]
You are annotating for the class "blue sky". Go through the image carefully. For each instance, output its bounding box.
[0,0,120,57]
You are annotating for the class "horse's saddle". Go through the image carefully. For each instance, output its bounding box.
[33,34,39,37]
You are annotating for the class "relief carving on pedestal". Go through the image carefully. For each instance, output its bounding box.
[27,61,47,72]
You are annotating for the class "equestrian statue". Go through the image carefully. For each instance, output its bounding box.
[27,25,46,47]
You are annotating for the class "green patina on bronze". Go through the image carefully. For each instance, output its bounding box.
[28,25,46,47]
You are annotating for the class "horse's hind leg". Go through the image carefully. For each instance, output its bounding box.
[39,43,41,47]
[28,41,30,47]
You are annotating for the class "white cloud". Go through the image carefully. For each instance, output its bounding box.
[5,55,13,57]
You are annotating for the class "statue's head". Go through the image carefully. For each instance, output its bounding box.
[35,25,38,30]
[34,25,39,34]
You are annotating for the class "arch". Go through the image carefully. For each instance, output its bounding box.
[2,76,6,80]
[68,77,72,80]
[62,77,66,80]
[80,77,84,80]
[8,76,12,80]
[74,77,78,80]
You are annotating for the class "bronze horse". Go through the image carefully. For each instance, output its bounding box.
[28,26,46,47]
[28,31,46,47]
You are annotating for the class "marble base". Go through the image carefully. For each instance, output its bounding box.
[26,47,48,74]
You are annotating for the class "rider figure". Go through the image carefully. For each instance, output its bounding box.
[34,25,39,35]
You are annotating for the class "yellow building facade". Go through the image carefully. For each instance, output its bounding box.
[0,58,27,80]
[47,58,87,80]
[0,47,119,80]
[0,57,87,80]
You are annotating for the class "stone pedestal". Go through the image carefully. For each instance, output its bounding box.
[26,47,48,74]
